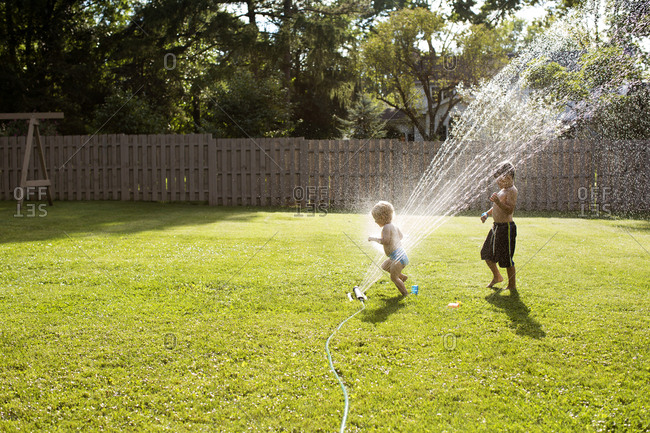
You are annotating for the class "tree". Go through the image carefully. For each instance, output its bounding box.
[200,70,294,138]
[90,89,166,135]
[449,0,592,26]
[337,94,387,138]
[450,0,540,25]
[362,8,450,141]
[0,0,108,133]
[99,0,248,134]
[361,8,512,140]
[455,20,524,85]
[2,0,537,139]
[270,1,361,138]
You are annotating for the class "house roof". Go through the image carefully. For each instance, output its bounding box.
[381,108,408,121]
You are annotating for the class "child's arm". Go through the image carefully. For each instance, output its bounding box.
[490,190,517,214]
[368,225,393,244]
[481,207,493,223]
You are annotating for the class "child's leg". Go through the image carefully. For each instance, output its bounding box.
[505,266,516,291]
[389,262,408,296]
[382,259,407,284]
[485,260,504,288]
[392,259,407,281]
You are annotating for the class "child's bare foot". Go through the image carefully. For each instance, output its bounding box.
[400,274,408,282]
[487,275,504,288]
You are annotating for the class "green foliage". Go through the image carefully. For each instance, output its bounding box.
[90,89,166,134]
[0,0,366,139]
[451,0,544,24]
[456,21,521,85]
[585,85,650,140]
[0,0,615,140]
[579,46,642,89]
[362,8,513,140]
[201,71,294,138]
[449,0,589,26]
[523,45,650,139]
[286,5,360,138]
[337,94,387,138]
[371,0,430,15]
[0,0,106,134]
[524,59,588,101]
[0,202,649,431]
[362,8,452,140]
[0,119,60,137]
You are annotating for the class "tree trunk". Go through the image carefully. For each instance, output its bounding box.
[246,0,257,28]
[5,0,17,66]
[282,0,293,102]
[191,85,201,132]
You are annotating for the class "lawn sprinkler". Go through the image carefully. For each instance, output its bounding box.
[347,286,367,302]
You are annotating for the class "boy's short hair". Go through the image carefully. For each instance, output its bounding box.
[371,201,394,225]
[494,161,515,180]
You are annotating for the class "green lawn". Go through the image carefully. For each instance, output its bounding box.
[1,201,648,432]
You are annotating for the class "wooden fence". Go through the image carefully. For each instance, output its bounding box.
[1,134,648,213]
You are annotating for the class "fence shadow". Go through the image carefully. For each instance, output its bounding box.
[615,221,650,233]
[0,201,260,244]
[361,294,406,324]
[485,291,546,339]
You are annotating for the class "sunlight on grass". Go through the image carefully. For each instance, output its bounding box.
[0,202,648,432]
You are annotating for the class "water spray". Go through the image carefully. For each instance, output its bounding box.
[353,0,630,296]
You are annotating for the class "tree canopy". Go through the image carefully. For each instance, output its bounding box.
[0,0,600,139]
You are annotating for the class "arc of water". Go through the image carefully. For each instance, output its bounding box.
[356,13,593,294]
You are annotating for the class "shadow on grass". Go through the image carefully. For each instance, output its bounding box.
[0,201,262,244]
[361,294,406,324]
[485,291,546,339]
[614,220,650,233]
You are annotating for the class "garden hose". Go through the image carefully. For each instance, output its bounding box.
[325,299,366,433]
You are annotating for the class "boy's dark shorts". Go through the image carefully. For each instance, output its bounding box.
[481,222,516,268]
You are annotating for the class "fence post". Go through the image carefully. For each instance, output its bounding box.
[208,135,217,205]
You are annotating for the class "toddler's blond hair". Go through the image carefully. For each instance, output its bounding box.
[371,201,394,226]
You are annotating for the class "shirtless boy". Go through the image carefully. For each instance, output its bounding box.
[480,161,518,293]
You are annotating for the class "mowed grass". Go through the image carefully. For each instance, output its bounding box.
[0,201,648,433]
